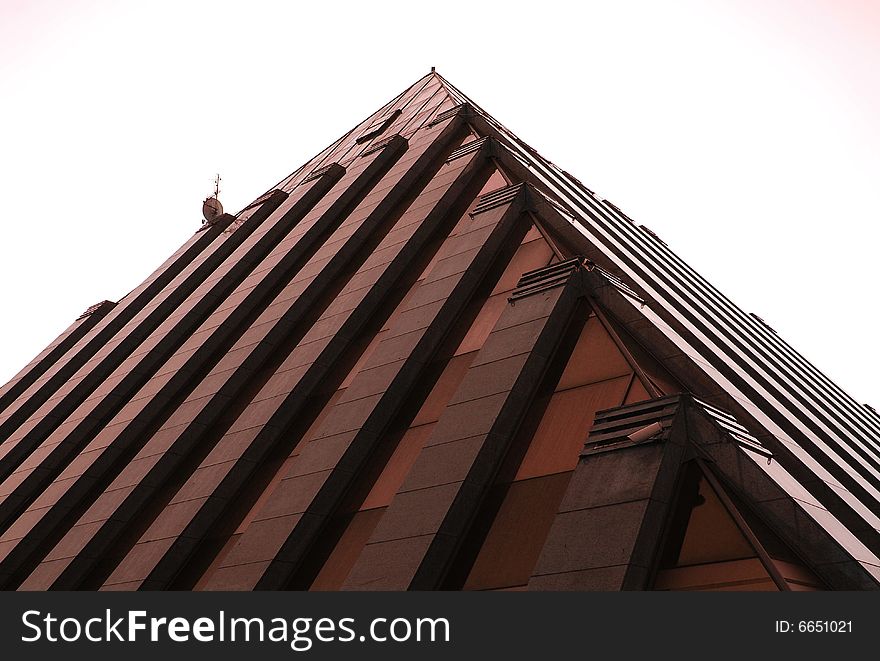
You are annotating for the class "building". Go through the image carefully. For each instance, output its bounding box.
[0,72,878,591]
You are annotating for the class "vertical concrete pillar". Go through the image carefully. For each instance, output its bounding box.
[529,397,686,590]
[344,259,589,589]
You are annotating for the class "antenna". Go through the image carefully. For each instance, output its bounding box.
[202,173,224,224]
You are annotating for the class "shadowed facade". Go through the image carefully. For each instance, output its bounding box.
[0,72,878,591]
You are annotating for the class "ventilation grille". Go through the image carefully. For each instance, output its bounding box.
[591,264,644,304]
[445,137,489,163]
[603,198,634,223]
[585,395,682,452]
[302,163,344,184]
[470,182,525,216]
[355,109,402,144]
[691,396,769,457]
[530,186,577,221]
[427,103,473,126]
[561,168,596,196]
[509,258,581,302]
[77,300,115,321]
[361,134,407,156]
[239,189,285,213]
[639,224,667,246]
[749,312,777,334]
[583,394,771,458]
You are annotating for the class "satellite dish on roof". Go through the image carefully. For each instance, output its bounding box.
[202,196,223,223]
[202,173,223,224]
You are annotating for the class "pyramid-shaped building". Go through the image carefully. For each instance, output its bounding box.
[0,72,878,591]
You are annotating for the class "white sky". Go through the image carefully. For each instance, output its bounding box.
[1,0,878,406]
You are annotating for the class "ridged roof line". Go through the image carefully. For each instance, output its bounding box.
[433,71,880,451]
[428,70,880,563]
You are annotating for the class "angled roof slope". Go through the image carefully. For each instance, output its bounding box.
[0,72,876,591]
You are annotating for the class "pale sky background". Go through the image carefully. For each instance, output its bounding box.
[0,0,877,406]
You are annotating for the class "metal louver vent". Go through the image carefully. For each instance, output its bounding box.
[585,396,682,452]
[639,224,667,246]
[355,109,402,144]
[361,134,407,156]
[427,103,473,126]
[445,137,490,163]
[77,300,115,321]
[239,189,285,213]
[302,163,344,184]
[470,182,525,216]
[590,263,645,304]
[691,396,769,457]
[509,257,582,302]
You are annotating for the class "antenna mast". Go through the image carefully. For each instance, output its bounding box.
[202,173,224,224]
